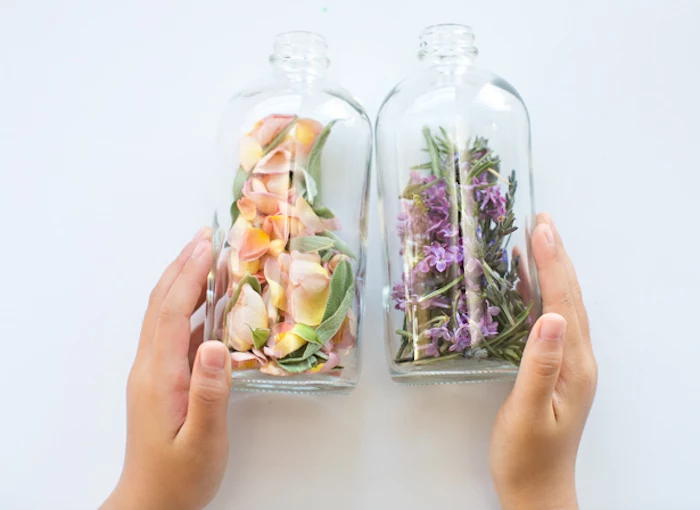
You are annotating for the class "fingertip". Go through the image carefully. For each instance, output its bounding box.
[193,226,213,242]
[190,238,212,261]
[536,313,567,343]
[198,340,231,373]
[532,224,557,264]
[536,212,553,225]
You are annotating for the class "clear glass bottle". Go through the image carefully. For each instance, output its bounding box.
[376,24,540,384]
[207,31,372,394]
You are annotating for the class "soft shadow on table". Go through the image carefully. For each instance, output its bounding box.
[208,377,512,510]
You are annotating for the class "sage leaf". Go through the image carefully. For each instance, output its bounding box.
[277,355,319,373]
[319,229,356,259]
[251,328,270,349]
[315,259,355,344]
[315,284,354,344]
[297,168,319,205]
[291,323,322,345]
[289,235,335,254]
[322,259,352,322]
[307,119,339,204]
[312,205,335,219]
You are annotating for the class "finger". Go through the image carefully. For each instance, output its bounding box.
[189,322,204,369]
[153,239,213,370]
[512,246,532,306]
[531,222,582,350]
[179,341,232,442]
[139,228,211,355]
[537,214,590,341]
[510,313,567,414]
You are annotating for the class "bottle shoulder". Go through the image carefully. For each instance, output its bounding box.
[224,75,370,125]
[377,66,529,124]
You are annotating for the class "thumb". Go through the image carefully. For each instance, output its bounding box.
[511,313,567,411]
[182,341,232,440]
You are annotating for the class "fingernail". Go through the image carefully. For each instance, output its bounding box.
[191,240,208,260]
[539,314,566,342]
[541,224,555,246]
[200,342,226,371]
[193,227,207,241]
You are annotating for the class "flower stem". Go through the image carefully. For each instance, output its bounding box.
[418,274,464,304]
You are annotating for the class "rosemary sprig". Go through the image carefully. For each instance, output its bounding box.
[392,127,531,367]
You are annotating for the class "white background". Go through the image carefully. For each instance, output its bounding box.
[1,1,699,509]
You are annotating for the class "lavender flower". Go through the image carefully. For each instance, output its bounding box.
[479,305,501,339]
[420,324,452,357]
[450,322,472,352]
[420,242,464,273]
[392,130,530,366]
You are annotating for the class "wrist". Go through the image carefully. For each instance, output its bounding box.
[498,483,578,510]
[101,478,162,510]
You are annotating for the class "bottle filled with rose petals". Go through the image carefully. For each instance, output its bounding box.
[376,24,541,384]
[209,32,371,394]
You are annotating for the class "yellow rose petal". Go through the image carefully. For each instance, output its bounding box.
[271,331,307,358]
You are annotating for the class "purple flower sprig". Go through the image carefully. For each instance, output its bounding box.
[392,128,532,367]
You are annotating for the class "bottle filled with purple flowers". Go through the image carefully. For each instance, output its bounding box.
[376,24,541,384]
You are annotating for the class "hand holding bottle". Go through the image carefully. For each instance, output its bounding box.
[101,229,232,510]
[490,214,597,510]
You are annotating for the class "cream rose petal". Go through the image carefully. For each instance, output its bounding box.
[252,114,295,147]
[294,196,324,233]
[242,179,281,216]
[239,135,263,172]
[224,284,268,351]
[253,145,292,175]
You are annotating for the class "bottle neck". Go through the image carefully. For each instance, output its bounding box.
[270,31,329,79]
[418,24,478,67]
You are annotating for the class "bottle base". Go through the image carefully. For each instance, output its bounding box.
[390,358,519,386]
[230,372,357,395]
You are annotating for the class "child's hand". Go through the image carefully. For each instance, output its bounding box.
[101,229,232,510]
[490,214,597,510]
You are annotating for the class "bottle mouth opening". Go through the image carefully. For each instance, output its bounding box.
[419,24,478,60]
[271,31,330,68]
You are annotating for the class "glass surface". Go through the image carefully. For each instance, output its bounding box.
[376,24,541,385]
[207,32,372,394]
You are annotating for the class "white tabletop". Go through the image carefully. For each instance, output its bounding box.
[1,1,699,509]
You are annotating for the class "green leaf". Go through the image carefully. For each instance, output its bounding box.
[316,288,354,344]
[417,274,464,303]
[312,205,335,219]
[322,259,352,321]
[422,126,441,177]
[307,119,339,204]
[230,167,249,225]
[289,235,335,253]
[315,259,355,344]
[276,355,319,373]
[251,328,270,349]
[291,323,322,345]
[294,168,319,205]
[318,229,356,259]
[229,272,261,312]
